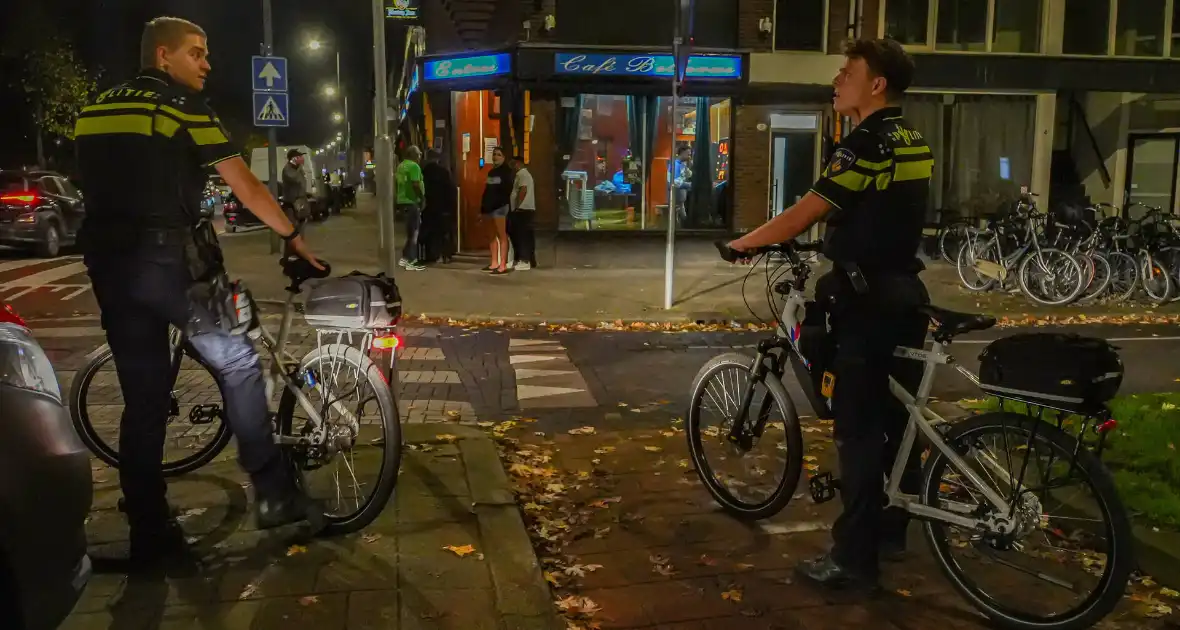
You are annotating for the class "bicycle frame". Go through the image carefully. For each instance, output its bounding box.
[768,277,1017,533]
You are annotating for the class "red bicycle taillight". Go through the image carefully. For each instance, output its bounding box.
[0,303,27,327]
[1097,419,1118,434]
[372,335,401,351]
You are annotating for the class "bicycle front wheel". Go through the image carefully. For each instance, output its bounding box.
[921,413,1133,630]
[68,343,233,476]
[1139,252,1173,305]
[687,352,803,521]
[1017,249,1085,306]
[277,343,401,536]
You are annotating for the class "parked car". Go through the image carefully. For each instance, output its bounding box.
[0,170,85,257]
[0,302,92,629]
[223,190,264,232]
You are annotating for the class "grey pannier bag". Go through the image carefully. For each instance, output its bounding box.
[303,273,402,330]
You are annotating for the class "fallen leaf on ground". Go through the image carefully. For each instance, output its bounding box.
[661,431,676,437]
[298,595,319,606]
[721,589,743,602]
[896,589,912,597]
[678,459,690,468]
[803,455,818,463]
[556,595,602,616]
[362,533,382,544]
[564,564,604,577]
[734,563,755,570]
[544,571,561,586]
[477,421,495,428]
[239,583,259,599]
[435,433,459,442]
[509,463,537,476]
[698,554,718,566]
[644,446,663,453]
[590,497,622,508]
[286,545,307,557]
[594,446,616,454]
[1143,576,1158,587]
[443,544,477,557]
[569,426,597,435]
[1161,587,1180,598]
[593,526,612,538]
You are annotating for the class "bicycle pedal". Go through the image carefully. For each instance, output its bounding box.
[809,471,840,504]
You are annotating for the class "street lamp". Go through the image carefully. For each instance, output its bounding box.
[323,85,337,97]
[333,112,343,123]
[306,36,350,174]
[307,39,323,51]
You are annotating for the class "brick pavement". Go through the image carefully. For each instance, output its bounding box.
[65,424,562,630]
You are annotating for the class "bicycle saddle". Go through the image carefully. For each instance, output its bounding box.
[918,304,997,343]
[280,255,332,286]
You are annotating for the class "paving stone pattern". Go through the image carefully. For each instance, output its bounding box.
[66,424,563,630]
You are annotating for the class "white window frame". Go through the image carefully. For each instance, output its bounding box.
[1106,0,1175,58]
[877,0,1046,55]
[772,0,831,53]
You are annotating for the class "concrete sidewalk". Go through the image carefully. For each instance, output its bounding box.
[218,196,1180,325]
[66,424,562,630]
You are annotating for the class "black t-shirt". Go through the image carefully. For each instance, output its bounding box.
[811,106,933,273]
[481,164,514,214]
[74,69,240,243]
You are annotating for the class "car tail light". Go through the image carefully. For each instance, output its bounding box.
[225,201,239,211]
[0,303,26,327]
[0,190,38,205]
[372,334,401,351]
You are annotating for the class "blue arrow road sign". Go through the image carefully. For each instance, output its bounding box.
[253,92,289,128]
[252,56,288,92]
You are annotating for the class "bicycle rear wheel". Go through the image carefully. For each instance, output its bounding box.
[687,352,803,521]
[276,343,401,536]
[68,343,233,476]
[921,413,1133,630]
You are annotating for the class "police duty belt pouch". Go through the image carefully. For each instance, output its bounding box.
[977,333,1123,413]
[303,272,402,331]
[795,300,836,420]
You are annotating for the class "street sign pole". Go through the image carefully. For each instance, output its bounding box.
[373,0,397,275]
[262,0,279,254]
[665,0,695,310]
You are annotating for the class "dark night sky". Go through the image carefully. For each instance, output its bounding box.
[2,0,407,167]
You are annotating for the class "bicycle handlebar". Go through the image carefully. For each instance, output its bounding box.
[714,239,823,264]
[281,254,333,284]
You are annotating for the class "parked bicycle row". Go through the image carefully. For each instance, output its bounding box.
[938,194,1180,307]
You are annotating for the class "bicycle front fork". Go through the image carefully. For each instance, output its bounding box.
[724,339,785,451]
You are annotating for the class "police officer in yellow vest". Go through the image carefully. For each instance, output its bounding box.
[74,17,326,571]
[728,39,934,593]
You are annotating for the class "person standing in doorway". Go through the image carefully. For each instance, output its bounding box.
[507,155,536,271]
[396,145,426,271]
[669,145,692,226]
[480,146,514,275]
[421,149,457,263]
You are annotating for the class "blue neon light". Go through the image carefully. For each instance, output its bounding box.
[423,53,511,81]
[553,53,742,79]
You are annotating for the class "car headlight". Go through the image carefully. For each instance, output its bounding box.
[0,323,61,402]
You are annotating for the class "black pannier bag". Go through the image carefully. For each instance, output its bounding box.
[303,272,402,330]
[977,333,1123,413]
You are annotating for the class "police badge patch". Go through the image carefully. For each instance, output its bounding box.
[826,148,856,176]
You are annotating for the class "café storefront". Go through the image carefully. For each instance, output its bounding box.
[417,44,749,249]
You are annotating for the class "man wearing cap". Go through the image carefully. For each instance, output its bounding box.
[282,149,310,223]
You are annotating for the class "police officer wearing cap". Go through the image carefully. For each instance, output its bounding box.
[282,148,310,221]
[727,38,934,593]
[74,16,326,570]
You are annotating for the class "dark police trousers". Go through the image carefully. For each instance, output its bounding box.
[821,271,929,575]
[85,238,284,529]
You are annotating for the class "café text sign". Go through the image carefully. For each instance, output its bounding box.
[423,53,512,81]
[554,53,742,79]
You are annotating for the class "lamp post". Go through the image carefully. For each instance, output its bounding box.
[307,38,352,179]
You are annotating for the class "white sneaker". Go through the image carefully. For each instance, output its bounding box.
[514,262,532,271]
[398,258,409,268]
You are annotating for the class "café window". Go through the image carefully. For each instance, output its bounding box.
[883,0,1041,53]
[774,0,826,52]
[557,95,733,231]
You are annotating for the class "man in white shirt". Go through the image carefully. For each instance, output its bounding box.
[508,155,537,270]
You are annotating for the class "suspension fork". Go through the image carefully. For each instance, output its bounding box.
[724,338,783,450]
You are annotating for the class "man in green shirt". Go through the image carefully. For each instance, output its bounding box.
[396,145,426,270]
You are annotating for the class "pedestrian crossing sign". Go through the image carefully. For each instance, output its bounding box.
[253,92,289,128]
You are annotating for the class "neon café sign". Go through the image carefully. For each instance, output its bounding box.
[423,53,511,81]
[554,53,742,79]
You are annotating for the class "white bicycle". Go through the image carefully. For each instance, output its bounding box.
[687,240,1133,630]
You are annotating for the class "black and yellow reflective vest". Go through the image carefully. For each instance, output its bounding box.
[810,106,934,273]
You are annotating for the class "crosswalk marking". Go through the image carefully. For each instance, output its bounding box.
[0,256,76,274]
[2,261,87,288]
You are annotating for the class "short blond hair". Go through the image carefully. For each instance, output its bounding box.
[140,17,206,69]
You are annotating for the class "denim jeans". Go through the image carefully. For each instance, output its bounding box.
[86,240,284,527]
[398,203,422,261]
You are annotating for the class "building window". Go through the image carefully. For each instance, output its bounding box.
[936,0,988,51]
[992,0,1041,53]
[884,0,931,46]
[557,95,732,231]
[884,0,1041,52]
[774,0,826,51]
[1063,0,1112,55]
[1173,1,1180,57]
[1115,0,1167,56]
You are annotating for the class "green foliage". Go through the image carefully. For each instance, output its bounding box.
[19,39,97,139]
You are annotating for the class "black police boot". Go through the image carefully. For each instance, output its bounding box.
[795,553,881,595]
[127,519,201,575]
[880,539,908,563]
[252,456,328,534]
